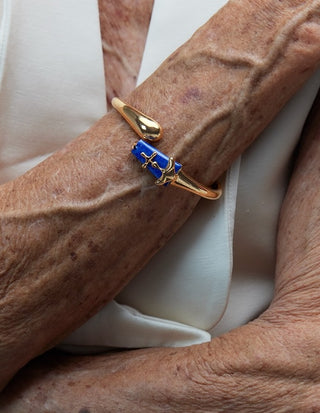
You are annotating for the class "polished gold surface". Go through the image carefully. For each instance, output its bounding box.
[155,157,177,186]
[172,171,222,200]
[112,97,222,200]
[112,97,162,142]
[140,151,159,169]
[156,161,222,200]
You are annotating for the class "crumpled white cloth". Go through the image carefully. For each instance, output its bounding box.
[1,0,319,351]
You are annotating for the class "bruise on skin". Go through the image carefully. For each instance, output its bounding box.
[181,87,202,104]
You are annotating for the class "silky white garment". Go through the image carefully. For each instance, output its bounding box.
[0,0,106,183]
[1,1,320,351]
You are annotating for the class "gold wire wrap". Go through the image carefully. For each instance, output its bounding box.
[112,97,222,200]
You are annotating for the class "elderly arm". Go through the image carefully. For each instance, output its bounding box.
[0,0,320,390]
[2,81,320,413]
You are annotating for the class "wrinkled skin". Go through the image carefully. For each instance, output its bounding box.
[98,0,154,108]
[1,0,320,411]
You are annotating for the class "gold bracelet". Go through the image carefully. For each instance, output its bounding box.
[112,97,222,200]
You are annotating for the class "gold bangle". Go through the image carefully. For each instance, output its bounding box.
[112,97,222,200]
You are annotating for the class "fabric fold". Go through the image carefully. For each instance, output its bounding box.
[61,301,211,352]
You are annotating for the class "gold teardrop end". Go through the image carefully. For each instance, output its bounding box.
[112,97,162,142]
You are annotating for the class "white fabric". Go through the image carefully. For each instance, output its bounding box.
[0,0,11,93]
[212,67,320,336]
[1,0,320,351]
[0,0,106,183]
[61,301,210,353]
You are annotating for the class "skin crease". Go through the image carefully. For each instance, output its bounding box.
[0,0,320,410]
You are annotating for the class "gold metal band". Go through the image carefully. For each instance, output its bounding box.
[171,171,222,200]
[112,97,222,200]
[112,97,162,142]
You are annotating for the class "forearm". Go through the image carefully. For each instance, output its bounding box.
[0,111,199,387]
[0,0,319,389]
[3,85,320,413]
[1,322,317,413]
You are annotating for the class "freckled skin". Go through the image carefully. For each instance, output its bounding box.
[98,0,154,109]
[2,99,320,412]
[0,1,320,411]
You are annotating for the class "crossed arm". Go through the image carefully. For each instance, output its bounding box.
[0,0,320,410]
[1,105,320,410]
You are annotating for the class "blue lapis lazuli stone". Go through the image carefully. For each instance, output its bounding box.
[132,139,181,184]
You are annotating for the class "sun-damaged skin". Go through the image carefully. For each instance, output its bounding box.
[0,0,320,405]
[1,98,320,412]
[98,0,154,108]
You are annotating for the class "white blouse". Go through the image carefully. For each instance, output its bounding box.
[1,0,319,351]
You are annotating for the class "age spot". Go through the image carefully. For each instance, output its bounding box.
[70,252,78,261]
